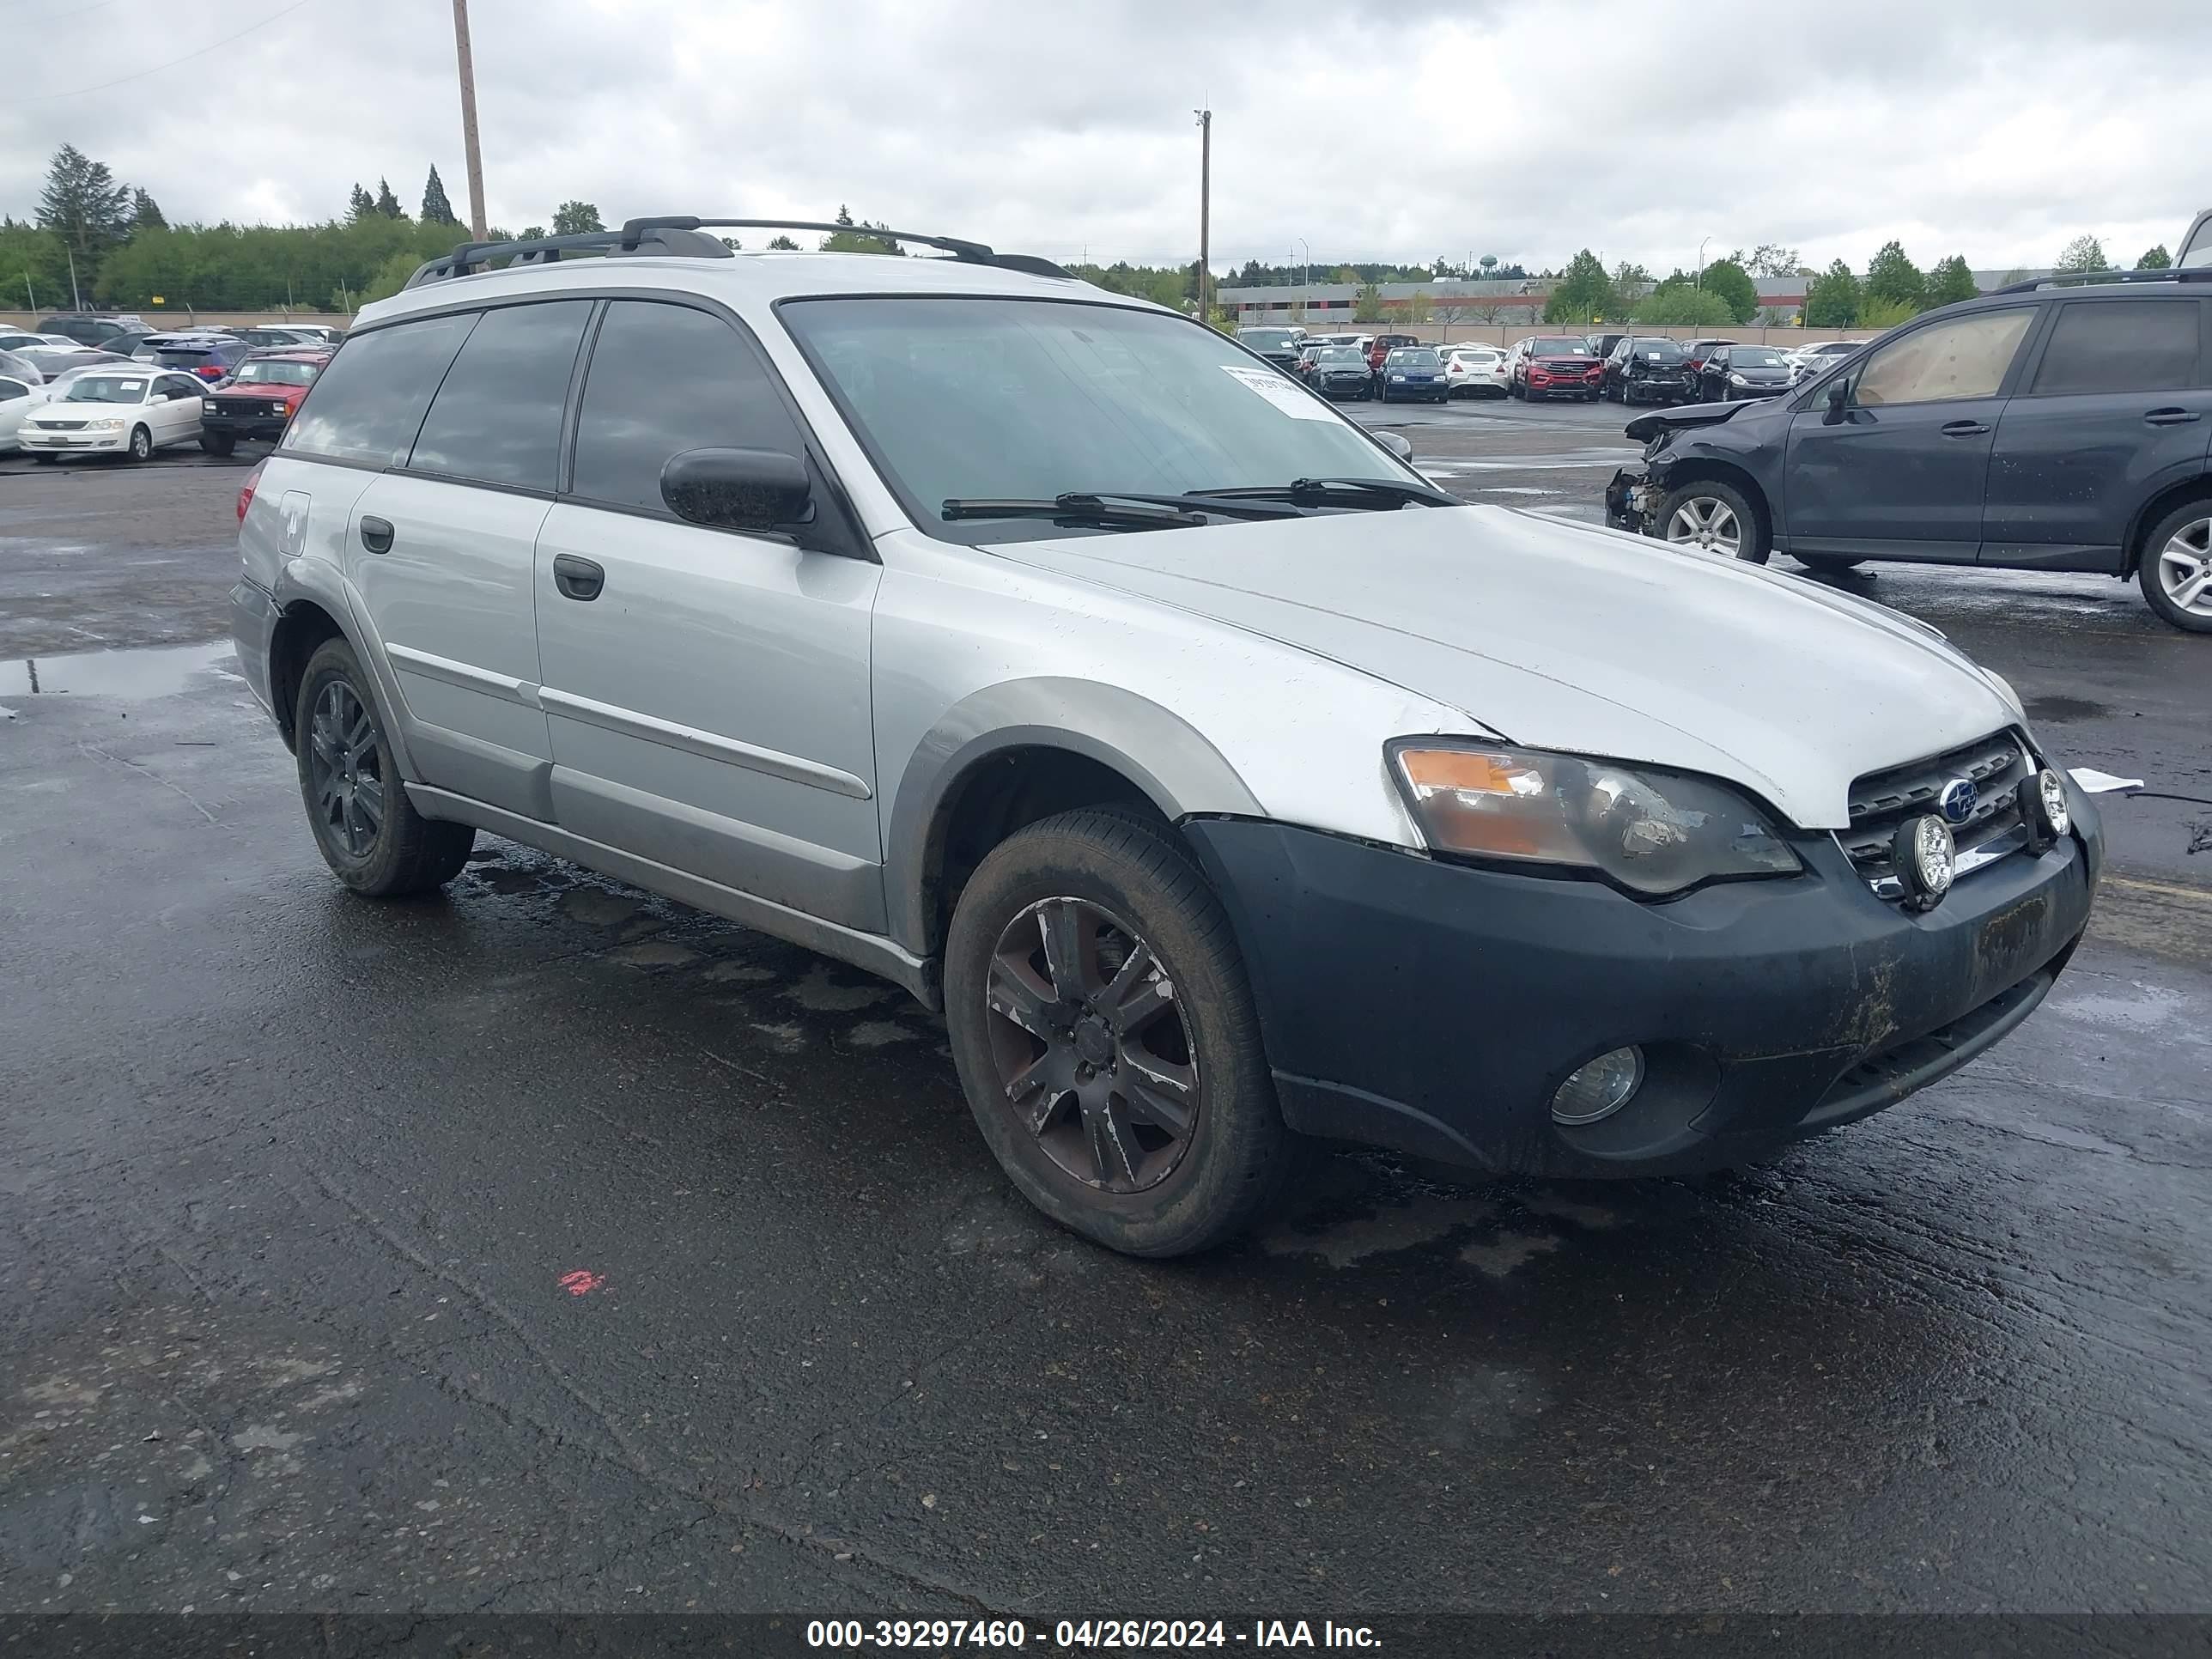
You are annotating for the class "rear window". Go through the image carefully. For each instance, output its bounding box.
[285,312,476,466]
[2028,301,2203,396]
[407,301,592,489]
[1632,339,1683,357]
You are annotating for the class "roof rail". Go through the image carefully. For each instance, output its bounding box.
[401,224,736,292]
[1990,267,2212,295]
[619,217,1075,280]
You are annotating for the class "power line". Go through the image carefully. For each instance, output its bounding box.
[31,0,320,100]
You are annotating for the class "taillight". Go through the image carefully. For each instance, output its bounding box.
[238,459,265,522]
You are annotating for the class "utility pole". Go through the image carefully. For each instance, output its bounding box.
[66,246,82,311]
[451,0,489,241]
[1194,108,1211,325]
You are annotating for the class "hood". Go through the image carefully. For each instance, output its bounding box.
[988,506,2017,830]
[220,380,309,401]
[1622,398,1749,441]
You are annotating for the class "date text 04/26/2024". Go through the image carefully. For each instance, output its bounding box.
[804,1620,1382,1649]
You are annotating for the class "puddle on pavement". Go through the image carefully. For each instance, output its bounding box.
[0,639,237,699]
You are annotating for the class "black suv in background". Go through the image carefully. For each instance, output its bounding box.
[1602,336,1694,404]
[1606,270,2212,631]
[38,313,155,351]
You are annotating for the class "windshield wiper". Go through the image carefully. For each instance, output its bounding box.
[941,490,1301,530]
[1191,476,1457,509]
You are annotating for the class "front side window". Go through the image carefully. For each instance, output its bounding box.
[782,295,1419,544]
[2027,301,2203,396]
[570,301,798,514]
[1853,308,2033,406]
[0,378,27,401]
[285,311,477,466]
[408,301,591,489]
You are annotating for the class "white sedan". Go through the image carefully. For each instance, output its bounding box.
[0,368,56,451]
[1442,344,1510,398]
[18,367,206,463]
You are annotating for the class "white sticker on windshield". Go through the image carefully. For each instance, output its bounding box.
[1220,363,1339,421]
[117,380,144,392]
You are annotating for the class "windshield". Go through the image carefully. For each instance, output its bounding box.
[1237,329,1299,350]
[1313,347,1363,363]
[1387,349,1441,366]
[233,360,321,386]
[64,377,148,404]
[1731,347,1786,367]
[2180,211,2212,270]
[785,296,1413,543]
[1532,337,1592,356]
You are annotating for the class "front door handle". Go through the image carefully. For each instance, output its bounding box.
[552,553,605,602]
[359,515,394,555]
[2144,408,2202,426]
[1939,420,1990,438]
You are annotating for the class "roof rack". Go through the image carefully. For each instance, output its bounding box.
[620,218,1074,280]
[1990,267,2212,295]
[398,216,1077,293]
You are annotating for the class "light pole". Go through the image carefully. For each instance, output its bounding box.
[1695,236,1711,289]
[1194,109,1212,325]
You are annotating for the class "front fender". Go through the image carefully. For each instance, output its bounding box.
[881,678,1262,957]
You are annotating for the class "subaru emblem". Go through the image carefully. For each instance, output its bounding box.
[1937,777,1978,824]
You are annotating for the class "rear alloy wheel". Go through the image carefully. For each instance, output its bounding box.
[1659,479,1769,564]
[2138,501,2212,632]
[295,637,476,895]
[945,809,1297,1257]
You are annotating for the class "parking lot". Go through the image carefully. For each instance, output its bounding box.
[4,405,2210,1621]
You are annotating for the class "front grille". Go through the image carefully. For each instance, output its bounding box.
[1838,731,2033,896]
[213,398,288,419]
[40,419,88,431]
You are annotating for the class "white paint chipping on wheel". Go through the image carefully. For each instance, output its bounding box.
[1666,496,1741,555]
[2154,515,2212,617]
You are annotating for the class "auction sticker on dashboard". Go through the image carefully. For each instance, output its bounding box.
[1219,363,1338,420]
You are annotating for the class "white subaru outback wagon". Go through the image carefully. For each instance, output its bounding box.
[233,216,2101,1257]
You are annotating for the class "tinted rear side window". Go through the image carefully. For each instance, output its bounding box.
[2029,301,2203,396]
[285,312,477,466]
[569,301,797,514]
[407,301,591,489]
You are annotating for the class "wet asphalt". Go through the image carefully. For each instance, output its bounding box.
[2,426,2209,1624]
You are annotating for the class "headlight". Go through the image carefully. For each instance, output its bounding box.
[203,399,218,412]
[89,417,125,430]
[1389,743,1802,896]
[1728,372,1749,386]
[1389,372,1405,380]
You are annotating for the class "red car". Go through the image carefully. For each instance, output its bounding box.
[198,348,331,456]
[1365,331,1419,374]
[1510,336,1605,402]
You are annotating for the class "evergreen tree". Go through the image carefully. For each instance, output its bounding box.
[348,183,376,222]
[36,144,133,271]
[374,179,404,219]
[766,234,800,251]
[422,166,458,226]
[130,188,167,232]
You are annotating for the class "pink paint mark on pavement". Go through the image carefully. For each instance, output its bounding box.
[559,1270,605,1297]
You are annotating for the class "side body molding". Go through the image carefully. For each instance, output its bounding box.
[882,677,1264,957]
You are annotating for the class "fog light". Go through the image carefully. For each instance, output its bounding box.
[2025,767,2070,846]
[1892,814,1954,910]
[1552,1046,1645,1125]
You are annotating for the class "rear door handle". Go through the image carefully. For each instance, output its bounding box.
[358,515,393,555]
[1939,420,1990,437]
[2144,408,2202,426]
[552,553,605,602]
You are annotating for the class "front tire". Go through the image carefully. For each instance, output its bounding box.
[126,425,152,463]
[295,638,476,896]
[943,809,1297,1258]
[1657,478,1770,564]
[201,432,235,458]
[1795,553,1866,574]
[2137,497,2212,632]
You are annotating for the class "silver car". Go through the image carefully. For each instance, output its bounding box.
[233,217,2100,1256]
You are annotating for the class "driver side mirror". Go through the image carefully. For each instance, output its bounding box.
[1375,431,1414,462]
[1824,377,1850,423]
[660,447,813,532]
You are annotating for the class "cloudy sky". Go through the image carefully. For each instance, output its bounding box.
[4,0,2205,276]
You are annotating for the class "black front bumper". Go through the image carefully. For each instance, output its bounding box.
[1183,801,2100,1178]
[203,413,290,443]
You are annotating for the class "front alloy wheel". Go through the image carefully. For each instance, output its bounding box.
[1667,495,1741,554]
[984,896,1197,1195]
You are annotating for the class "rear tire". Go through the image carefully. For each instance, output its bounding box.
[295,638,476,896]
[2136,496,2212,632]
[943,809,1299,1258]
